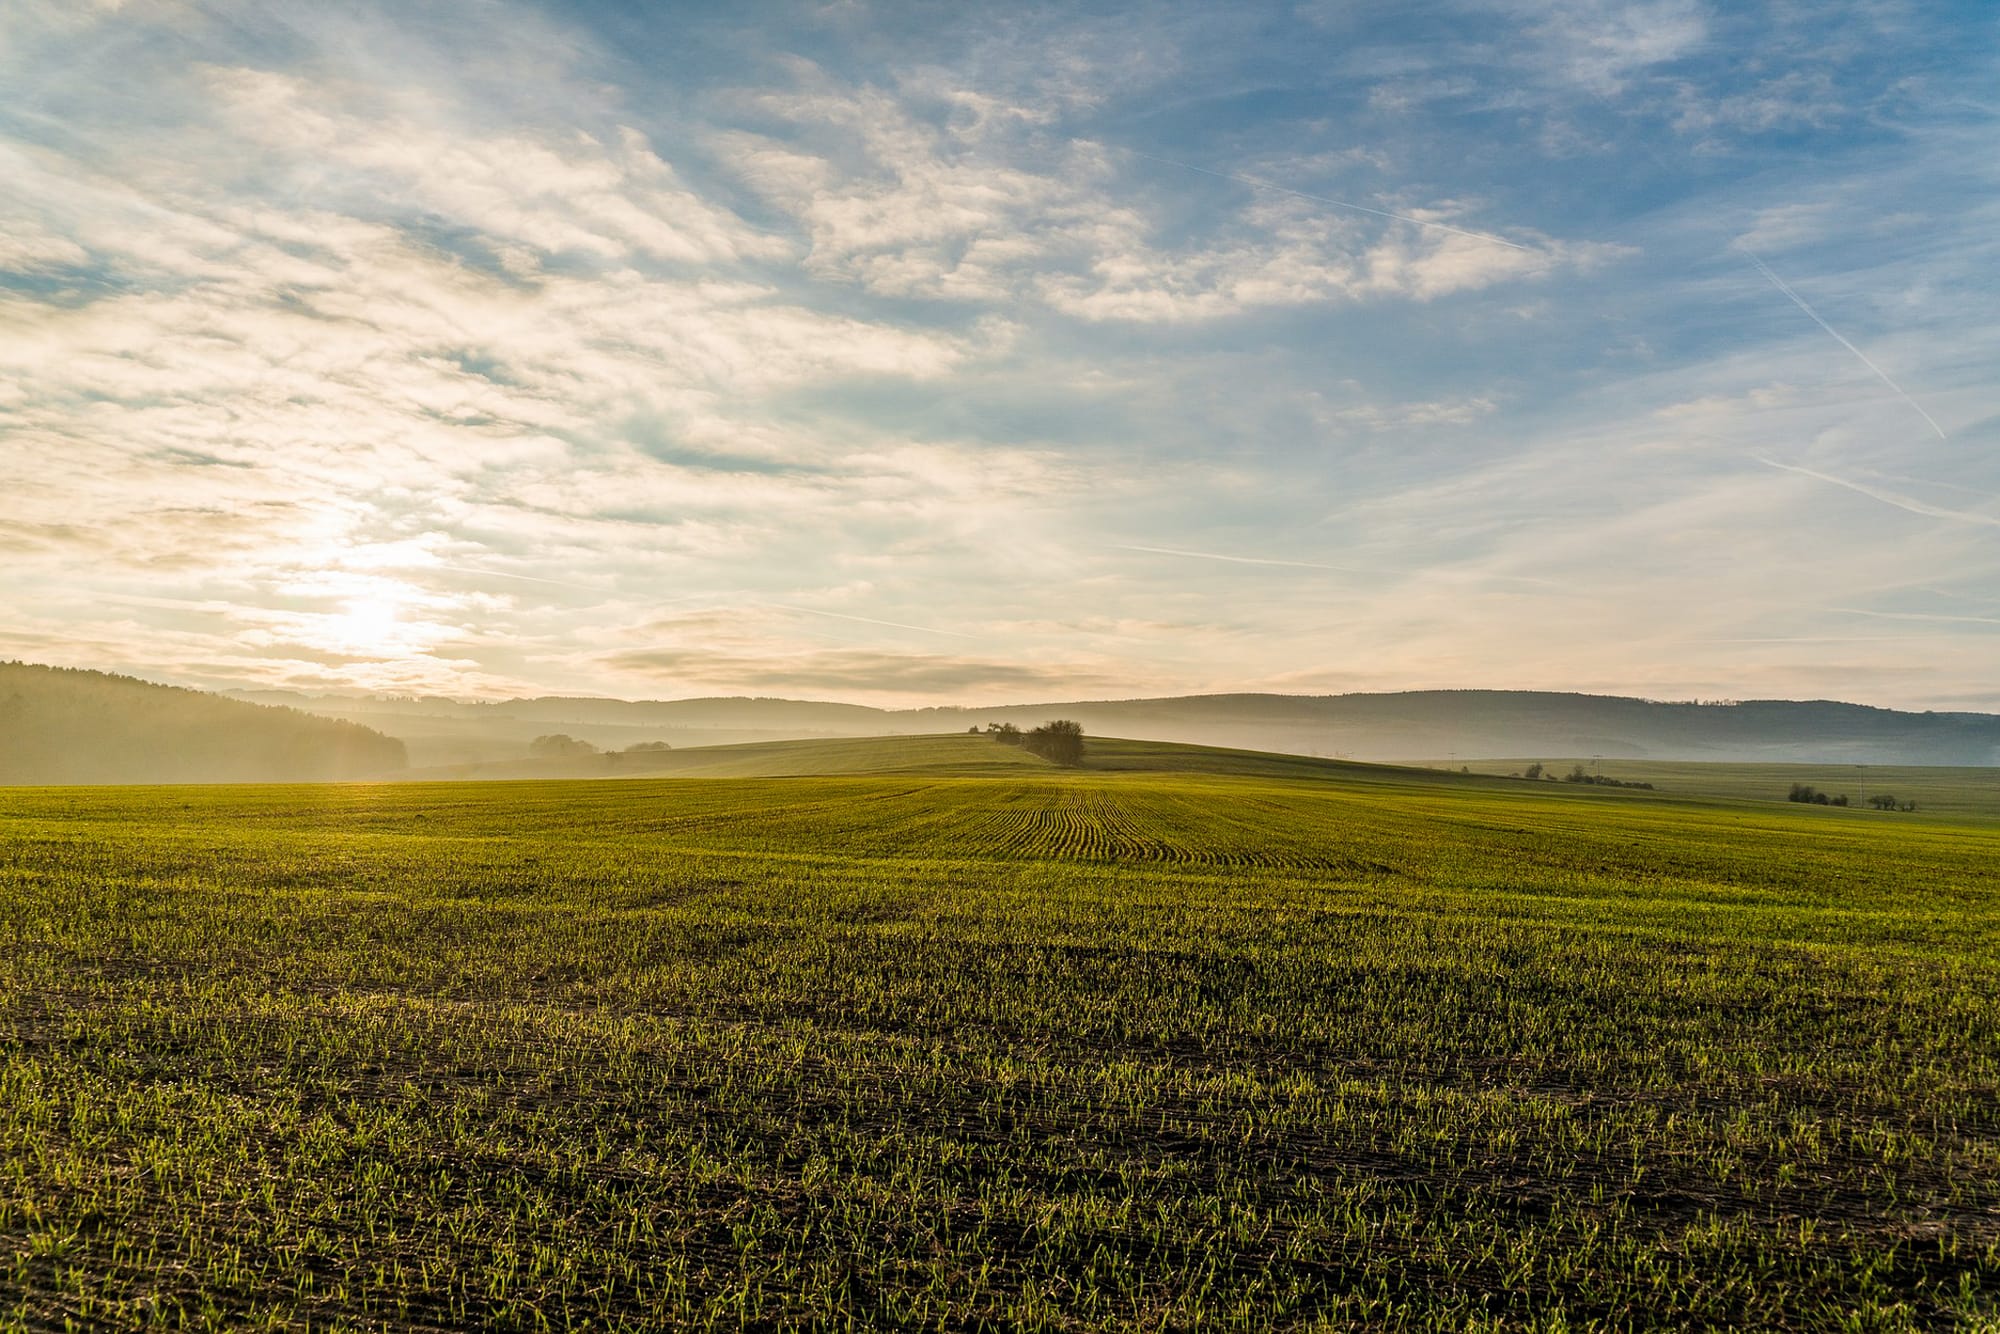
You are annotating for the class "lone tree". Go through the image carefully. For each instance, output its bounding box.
[1024,719,1085,766]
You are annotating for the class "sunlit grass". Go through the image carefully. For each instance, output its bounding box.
[3,766,1996,1329]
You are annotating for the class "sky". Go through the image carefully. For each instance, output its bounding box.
[3,0,1997,708]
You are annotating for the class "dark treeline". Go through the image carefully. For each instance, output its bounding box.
[0,663,407,784]
[1788,782,1916,811]
[1561,765,1653,790]
[980,719,1085,766]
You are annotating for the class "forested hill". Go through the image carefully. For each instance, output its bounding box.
[240,685,2000,766]
[0,663,407,784]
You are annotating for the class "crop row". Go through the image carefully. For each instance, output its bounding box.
[2,773,1997,1329]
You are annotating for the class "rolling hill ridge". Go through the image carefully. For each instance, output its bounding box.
[235,686,2000,767]
[0,663,408,784]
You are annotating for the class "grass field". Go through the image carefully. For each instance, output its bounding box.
[4,736,1998,1330]
[397,730,1453,783]
[1456,758,2000,821]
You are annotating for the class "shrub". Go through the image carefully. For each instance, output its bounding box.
[1024,720,1085,766]
[529,734,598,759]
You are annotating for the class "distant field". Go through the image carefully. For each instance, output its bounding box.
[411,732,2000,822]
[396,729,1427,782]
[4,744,1997,1329]
[1456,756,2000,819]
[403,729,1067,780]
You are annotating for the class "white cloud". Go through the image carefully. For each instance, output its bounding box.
[0,28,1045,696]
[1541,0,1707,91]
[1,0,1995,708]
[0,220,87,271]
[721,70,1607,324]
[204,66,786,267]
[1672,69,1843,136]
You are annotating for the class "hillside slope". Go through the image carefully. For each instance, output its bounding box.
[250,687,2000,766]
[401,731,1490,788]
[911,692,2000,764]
[399,732,1053,781]
[0,663,408,784]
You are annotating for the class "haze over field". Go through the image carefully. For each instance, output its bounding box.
[0,662,406,784]
[8,663,2000,785]
[237,682,2000,768]
[4,2,1997,711]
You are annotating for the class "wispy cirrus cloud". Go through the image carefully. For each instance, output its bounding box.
[1,0,1996,709]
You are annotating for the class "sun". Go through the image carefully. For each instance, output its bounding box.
[323,595,407,656]
[293,572,446,661]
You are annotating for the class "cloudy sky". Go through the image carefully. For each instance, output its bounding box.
[3,1,1996,707]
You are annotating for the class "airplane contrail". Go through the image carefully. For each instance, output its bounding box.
[1740,249,1947,440]
[1834,607,2000,628]
[430,564,606,592]
[761,602,975,639]
[1125,150,1537,253]
[1756,457,1999,526]
[1113,542,1563,588]
[1111,543,1368,573]
[1693,635,1937,644]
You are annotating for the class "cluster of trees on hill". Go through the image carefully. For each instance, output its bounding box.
[1514,762,1652,789]
[528,735,673,760]
[0,662,406,784]
[975,720,1086,766]
[529,733,597,758]
[1789,783,1915,811]
[1560,765,1653,790]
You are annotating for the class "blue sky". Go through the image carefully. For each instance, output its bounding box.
[3,0,1996,706]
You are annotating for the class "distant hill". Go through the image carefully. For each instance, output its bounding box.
[240,687,2000,768]
[1,663,408,784]
[222,690,883,766]
[388,731,2000,816]
[921,692,2000,766]
[398,731,1490,787]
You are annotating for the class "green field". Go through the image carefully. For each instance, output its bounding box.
[4,735,1998,1330]
[399,731,1460,783]
[1456,759,2000,821]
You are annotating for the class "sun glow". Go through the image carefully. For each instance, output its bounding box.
[270,567,458,662]
[322,594,410,657]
